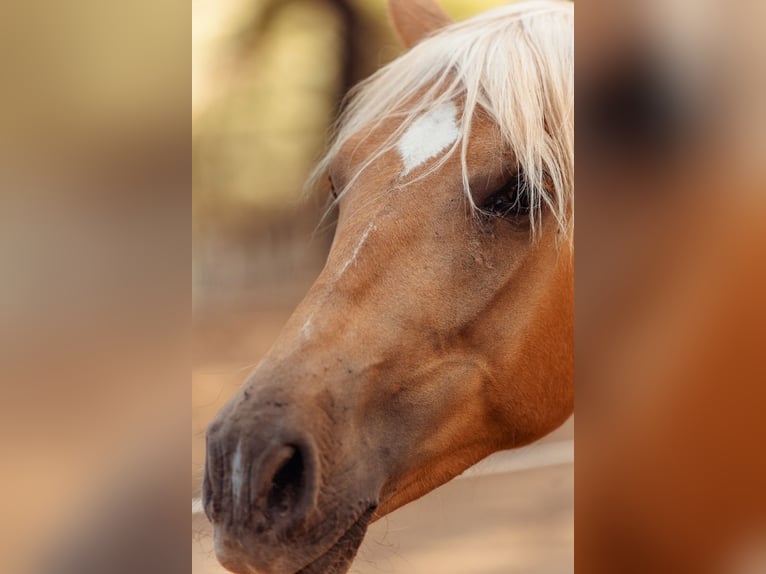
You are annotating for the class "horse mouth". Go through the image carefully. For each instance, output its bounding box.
[295,506,376,574]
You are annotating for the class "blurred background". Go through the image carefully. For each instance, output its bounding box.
[192,1,573,573]
[1,1,189,573]
[192,0,521,308]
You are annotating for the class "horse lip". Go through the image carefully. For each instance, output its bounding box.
[294,504,377,574]
[215,503,378,574]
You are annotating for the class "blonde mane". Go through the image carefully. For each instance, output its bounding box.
[310,1,574,237]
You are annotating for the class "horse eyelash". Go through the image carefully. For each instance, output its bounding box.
[328,176,338,199]
[482,174,525,214]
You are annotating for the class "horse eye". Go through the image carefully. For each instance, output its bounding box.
[482,173,533,219]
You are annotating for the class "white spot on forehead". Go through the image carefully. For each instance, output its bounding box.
[396,101,460,176]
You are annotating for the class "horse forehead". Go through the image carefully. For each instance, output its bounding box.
[334,102,504,187]
[396,101,460,175]
[334,100,461,173]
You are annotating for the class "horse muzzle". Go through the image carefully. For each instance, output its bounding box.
[202,388,378,574]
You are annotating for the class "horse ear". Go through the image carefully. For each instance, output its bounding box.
[388,0,453,49]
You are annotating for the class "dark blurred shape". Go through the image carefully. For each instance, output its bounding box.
[579,49,700,167]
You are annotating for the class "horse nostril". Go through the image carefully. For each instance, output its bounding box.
[204,426,320,531]
[266,445,304,517]
[253,439,317,529]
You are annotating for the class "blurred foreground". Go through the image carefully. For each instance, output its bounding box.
[577,1,766,572]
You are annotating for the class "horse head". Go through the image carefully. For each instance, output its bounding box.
[204,2,574,573]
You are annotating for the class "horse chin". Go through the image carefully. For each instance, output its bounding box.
[295,506,376,574]
[212,504,375,574]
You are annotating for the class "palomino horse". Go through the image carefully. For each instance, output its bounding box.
[204,1,573,573]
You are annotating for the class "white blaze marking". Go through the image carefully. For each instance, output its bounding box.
[397,101,460,175]
[231,441,244,506]
[301,317,313,339]
[337,222,375,277]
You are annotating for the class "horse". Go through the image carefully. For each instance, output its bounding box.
[203,1,574,573]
